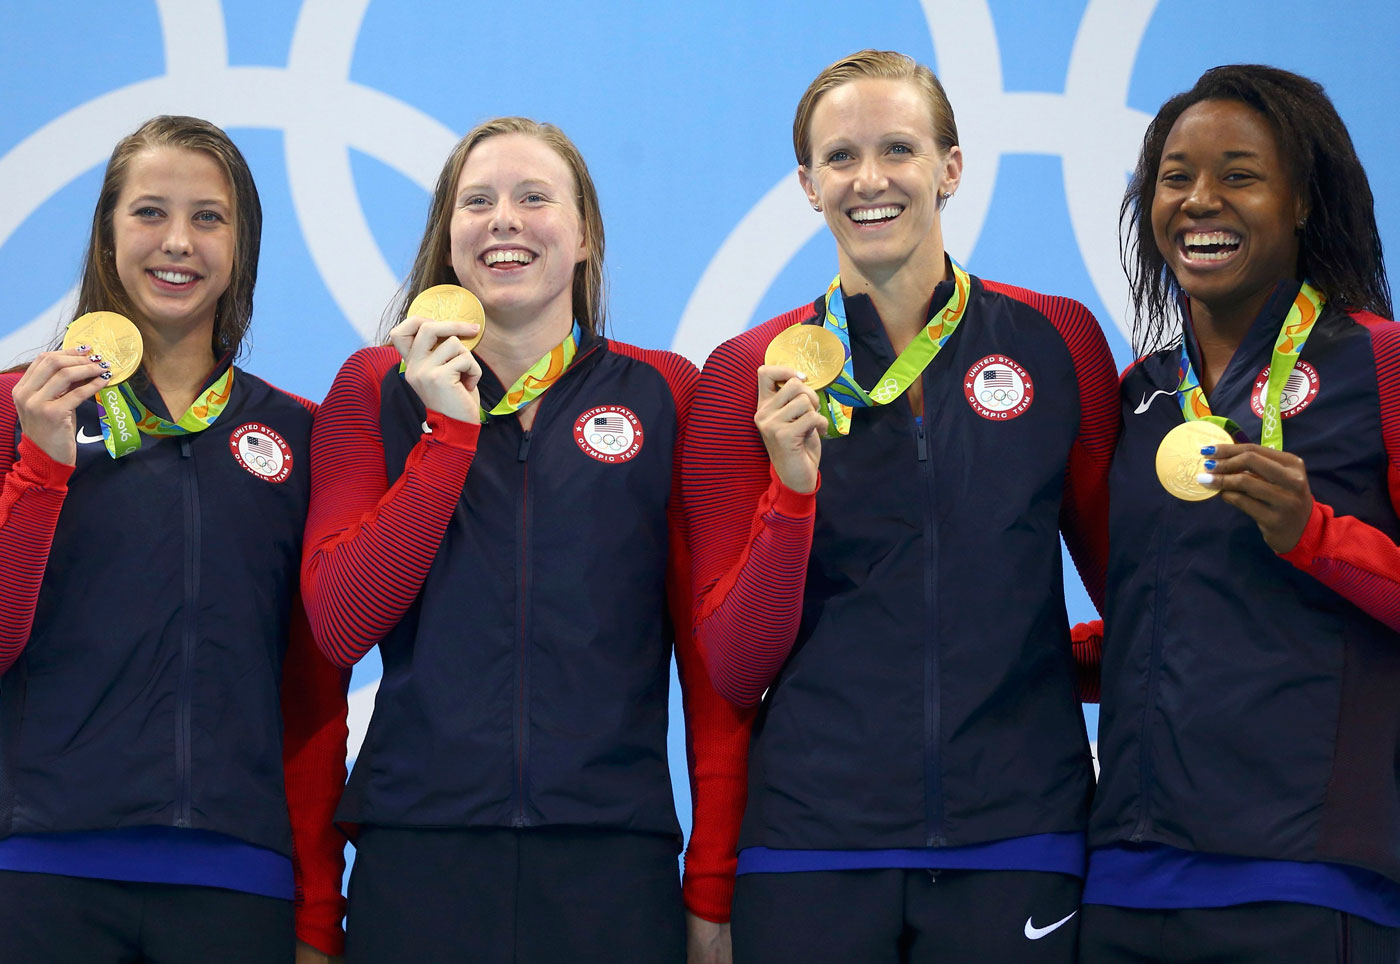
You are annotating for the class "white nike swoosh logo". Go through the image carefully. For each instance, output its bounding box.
[1134,389,1174,414]
[421,420,432,435]
[1024,911,1077,940]
[76,427,104,444]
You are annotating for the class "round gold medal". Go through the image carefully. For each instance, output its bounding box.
[1155,420,1233,501]
[407,284,486,350]
[61,311,143,385]
[764,324,845,390]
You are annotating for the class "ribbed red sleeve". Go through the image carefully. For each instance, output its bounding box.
[683,311,818,709]
[983,282,1119,615]
[280,593,350,954]
[1070,620,1104,703]
[1279,314,1400,632]
[610,342,751,923]
[0,373,73,675]
[301,346,480,667]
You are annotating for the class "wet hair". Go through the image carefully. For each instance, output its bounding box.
[389,116,606,337]
[75,115,262,358]
[792,49,959,169]
[1122,64,1391,354]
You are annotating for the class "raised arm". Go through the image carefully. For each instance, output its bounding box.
[300,347,479,666]
[683,324,819,708]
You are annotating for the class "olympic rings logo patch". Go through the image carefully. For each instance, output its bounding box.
[1250,361,1319,421]
[229,422,293,483]
[574,405,644,463]
[964,355,1034,420]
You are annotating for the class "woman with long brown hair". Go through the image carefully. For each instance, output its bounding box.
[0,115,348,963]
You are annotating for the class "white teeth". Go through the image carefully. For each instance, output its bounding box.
[484,249,533,266]
[1183,249,1236,262]
[152,269,196,283]
[849,205,903,223]
[1183,231,1241,248]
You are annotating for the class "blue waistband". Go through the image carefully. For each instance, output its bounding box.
[0,826,294,900]
[736,832,1086,876]
[1083,843,1400,927]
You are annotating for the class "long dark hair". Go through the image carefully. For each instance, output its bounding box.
[76,115,263,359]
[1122,64,1391,355]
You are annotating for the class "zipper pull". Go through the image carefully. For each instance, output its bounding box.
[518,429,532,462]
[180,439,192,458]
[915,423,928,462]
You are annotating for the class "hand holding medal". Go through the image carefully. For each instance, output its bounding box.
[1155,284,1322,552]
[754,325,840,495]
[11,311,142,465]
[391,284,486,425]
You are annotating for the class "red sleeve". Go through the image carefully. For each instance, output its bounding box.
[1071,620,1104,703]
[982,283,1119,615]
[300,347,480,667]
[0,373,74,675]
[1278,314,1400,632]
[280,593,350,954]
[612,342,754,923]
[683,313,818,709]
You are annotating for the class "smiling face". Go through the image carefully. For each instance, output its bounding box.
[112,146,235,339]
[1151,99,1305,327]
[799,77,961,290]
[447,133,588,331]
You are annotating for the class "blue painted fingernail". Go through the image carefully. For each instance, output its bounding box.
[1200,445,1216,455]
[100,372,112,380]
[1202,459,1216,470]
[99,361,110,370]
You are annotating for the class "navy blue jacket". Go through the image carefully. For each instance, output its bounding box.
[309,332,701,837]
[0,361,313,856]
[1093,284,1400,882]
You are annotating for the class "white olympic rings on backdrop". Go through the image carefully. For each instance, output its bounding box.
[0,0,456,366]
[672,0,1159,363]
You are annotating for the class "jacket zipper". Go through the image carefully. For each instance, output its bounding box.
[508,341,601,827]
[915,416,945,845]
[1131,501,1173,842]
[176,438,199,828]
[512,438,531,827]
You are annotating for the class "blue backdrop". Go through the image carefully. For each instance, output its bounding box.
[3,0,1397,850]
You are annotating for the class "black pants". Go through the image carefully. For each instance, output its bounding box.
[345,825,685,964]
[731,867,1082,964]
[0,870,293,963]
[1079,902,1400,963]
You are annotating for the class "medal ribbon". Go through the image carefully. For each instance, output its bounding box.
[819,260,971,436]
[98,367,235,458]
[482,321,581,421]
[398,321,581,422]
[1172,282,1325,450]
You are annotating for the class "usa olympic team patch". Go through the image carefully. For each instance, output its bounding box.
[229,422,293,483]
[1250,361,1319,419]
[964,355,1034,420]
[574,406,644,463]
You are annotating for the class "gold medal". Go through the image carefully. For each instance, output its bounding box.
[1155,420,1233,501]
[764,324,845,390]
[62,311,143,385]
[407,284,486,350]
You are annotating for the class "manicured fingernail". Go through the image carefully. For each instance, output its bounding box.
[795,372,808,380]
[99,361,110,370]
[1200,445,1216,455]
[1202,459,1216,470]
[77,344,90,351]
[1196,472,1214,485]
[101,372,112,380]
[89,354,100,362]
